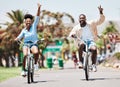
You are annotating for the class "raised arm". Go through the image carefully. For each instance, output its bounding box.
[94,5,105,25]
[36,3,41,16]
[98,5,103,14]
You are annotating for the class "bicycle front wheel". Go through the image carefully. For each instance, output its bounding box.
[84,54,89,81]
[30,57,34,82]
[27,56,34,83]
[27,56,31,84]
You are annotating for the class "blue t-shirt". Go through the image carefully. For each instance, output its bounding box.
[17,16,39,43]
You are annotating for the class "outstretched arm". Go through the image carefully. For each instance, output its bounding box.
[37,3,41,16]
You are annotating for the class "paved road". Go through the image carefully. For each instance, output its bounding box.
[0,60,120,87]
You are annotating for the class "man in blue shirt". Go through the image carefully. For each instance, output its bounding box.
[15,3,41,76]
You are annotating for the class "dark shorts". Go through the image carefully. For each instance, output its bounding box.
[23,43,38,49]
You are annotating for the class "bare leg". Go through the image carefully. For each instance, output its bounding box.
[34,53,39,64]
[91,49,97,64]
[22,46,28,71]
[31,46,39,64]
[78,44,85,63]
[22,55,27,70]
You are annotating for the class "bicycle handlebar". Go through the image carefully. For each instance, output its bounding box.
[16,38,45,46]
[71,34,93,46]
[71,34,100,44]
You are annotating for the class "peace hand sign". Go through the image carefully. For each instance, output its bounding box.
[98,5,103,14]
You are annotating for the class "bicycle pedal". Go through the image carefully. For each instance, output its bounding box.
[22,75,27,77]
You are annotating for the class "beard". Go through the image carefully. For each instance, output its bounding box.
[80,21,86,27]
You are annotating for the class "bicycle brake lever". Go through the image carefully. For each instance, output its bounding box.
[71,35,77,38]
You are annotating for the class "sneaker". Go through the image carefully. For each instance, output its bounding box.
[21,71,27,77]
[34,64,39,71]
[78,62,83,69]
[92,64,97,72]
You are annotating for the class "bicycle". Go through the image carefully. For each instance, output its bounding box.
[17,39,44,84]
[83,40,92,81]
[72,35,93,81]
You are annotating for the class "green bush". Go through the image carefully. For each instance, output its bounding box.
[113,52,120,60]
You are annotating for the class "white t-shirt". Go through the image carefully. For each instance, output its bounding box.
[81,24,94,41]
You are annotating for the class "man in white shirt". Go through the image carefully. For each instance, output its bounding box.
[69,5,105,72]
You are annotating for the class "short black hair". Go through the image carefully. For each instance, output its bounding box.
[79,14,86,18]
[24,14,33,20]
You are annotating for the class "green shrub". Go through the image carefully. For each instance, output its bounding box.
[113,52,120,60]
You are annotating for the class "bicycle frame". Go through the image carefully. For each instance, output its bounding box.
[17,39,44,83]
[72,35,92,81]
[25,43,34,84]
[17,40,35,83]
[83,40,92,81]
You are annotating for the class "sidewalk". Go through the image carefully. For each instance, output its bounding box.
[64,59,75,69]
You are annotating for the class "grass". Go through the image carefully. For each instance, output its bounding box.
[0,66,48,82]
[0,67,21,82]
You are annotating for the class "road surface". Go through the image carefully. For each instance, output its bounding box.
[0,60,120,87]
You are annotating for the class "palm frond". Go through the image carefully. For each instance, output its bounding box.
[63,13,75,23]
[7,12,16,22]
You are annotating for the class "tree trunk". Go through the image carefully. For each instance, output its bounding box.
[4,53,10,67]
[0,57,4,66]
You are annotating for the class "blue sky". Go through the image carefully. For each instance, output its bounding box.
[0,0,120,26]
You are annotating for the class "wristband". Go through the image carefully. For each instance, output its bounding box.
[100,11,103,14]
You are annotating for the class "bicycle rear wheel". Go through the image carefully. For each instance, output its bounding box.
[84,54,89,81]
[27,56,31,84]
[30,58,34,82]
[27,56,34,83]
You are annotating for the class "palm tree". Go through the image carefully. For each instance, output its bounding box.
[102,21,118,35]
[37,10,75,67]
[0,10,24,67]
[98,21,119,55]
[40,10,74,38]
[0,9,75,67]
[6,10,24,26]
